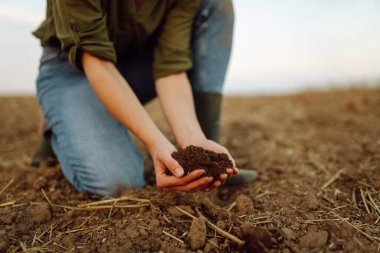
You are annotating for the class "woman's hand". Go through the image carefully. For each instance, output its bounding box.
[154,72,237,192]
[182,138,239,192]
[149,141,214,192]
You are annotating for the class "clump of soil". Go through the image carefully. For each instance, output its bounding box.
[300,193,320,210]
[188,217,207,250]
[235,194,254,215]
[27,202,52,224]
[171,145,233,178]
[299,229,329,249]
[241,223,273,253]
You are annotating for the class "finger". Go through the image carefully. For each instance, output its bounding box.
[164,176,213,192]
[172,176,213,192]
[233,167,239,175]
[208,180,222,191]
[158,169,205,188]
[189,182,213,193]
[226,169,233,179]
[206,173,227,190]
[158,151,184,177]
[219,173,228,184]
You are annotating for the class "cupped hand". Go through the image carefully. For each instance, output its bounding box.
[150,142,214,192]
[182,139,238,192]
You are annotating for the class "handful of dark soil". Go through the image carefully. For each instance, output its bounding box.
[170,145,233,178]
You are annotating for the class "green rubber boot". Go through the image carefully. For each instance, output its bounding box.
[193,92,258,186]
[193,92,222,143]
[31,123,57,168]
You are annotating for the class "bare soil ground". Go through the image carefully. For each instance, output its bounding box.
[0,88,379,252]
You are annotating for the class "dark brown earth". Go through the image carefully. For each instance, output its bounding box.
[0,88,379,252]
[171,145,233,178]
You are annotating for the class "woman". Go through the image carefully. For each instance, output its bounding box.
[32,0,257,196]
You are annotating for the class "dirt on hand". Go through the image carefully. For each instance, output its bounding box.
[171,145,233,178]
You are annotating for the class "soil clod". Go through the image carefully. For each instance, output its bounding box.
[27,202,52,224]
[61,234,76,249]
[171,145,233,178]
[188,217,207,250]
[241,223,273,253]
[299,230,329,249]
[281,228,296,241]
[300,193,319,210]
[236,194,254,214]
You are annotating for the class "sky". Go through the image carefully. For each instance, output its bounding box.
[0,0,379,95]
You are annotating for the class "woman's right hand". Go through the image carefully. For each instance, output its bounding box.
[149,141,214,193]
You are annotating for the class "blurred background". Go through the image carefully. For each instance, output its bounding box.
[0,0,379,95]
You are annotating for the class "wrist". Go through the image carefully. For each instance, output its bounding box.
[146,134,173,155]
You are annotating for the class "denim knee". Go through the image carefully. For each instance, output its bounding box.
[69,153,145,197]
[53,135,145,197]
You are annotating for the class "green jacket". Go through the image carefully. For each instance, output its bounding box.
[33,0,200,80]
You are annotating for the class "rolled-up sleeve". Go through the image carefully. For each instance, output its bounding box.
[52,0,116,70]
[153,0,200,80]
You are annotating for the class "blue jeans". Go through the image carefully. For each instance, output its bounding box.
[36,0,234,196]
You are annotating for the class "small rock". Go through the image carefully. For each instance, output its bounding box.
[149,219,160,228]
[167,205,194,217]
[299,230,328,249]
[188,217,206,250]
[236,195,254,215]
[281,228,296,240]
[300,194,319,210]
[61,234,76,249]
[28,202,52,224]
